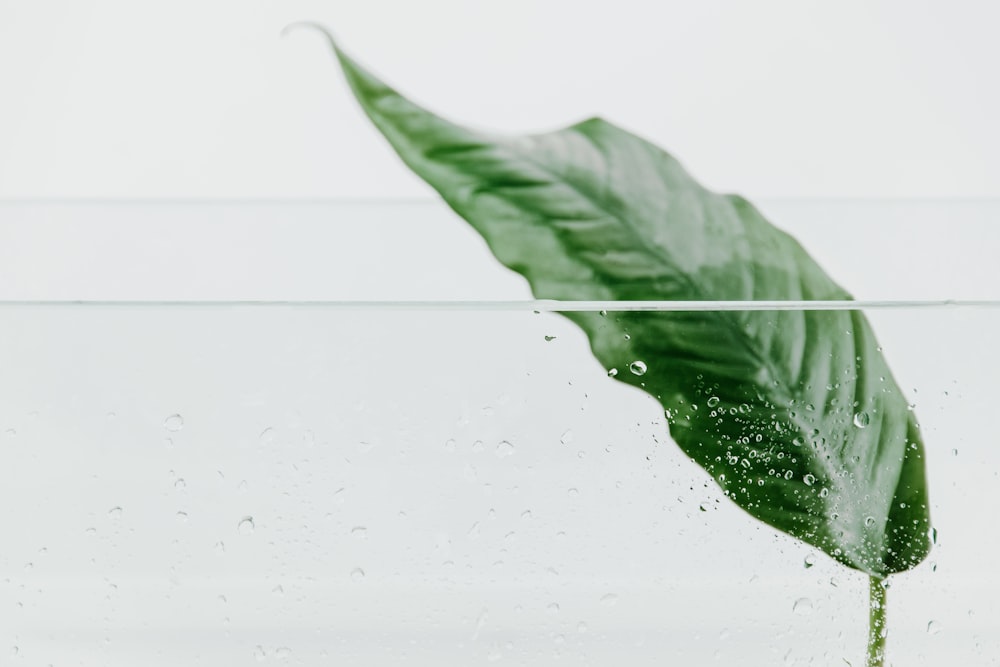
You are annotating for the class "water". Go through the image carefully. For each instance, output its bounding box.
[1,199,999,665]
[0,302,998,666]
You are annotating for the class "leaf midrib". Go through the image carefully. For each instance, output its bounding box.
[493,127,849,539]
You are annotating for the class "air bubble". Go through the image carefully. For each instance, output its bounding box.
[629,361,647,376]
[853,412,870,428]
[496,441,515,458]
[707,396,720,407]
[544,335,556,342]
[351,526,368,539]
[237,516,255,535]
[108,506,122,519]
[163,414,184,432]
[927,620,942,635]
[351,567,365,581]
[600,593,618,607]
[792,598,813,614]
[560,430,574,445]
[607,368,618,377]
[804,554,816,569]
[803,474,815,486]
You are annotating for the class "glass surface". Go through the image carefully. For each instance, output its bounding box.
[0,201,998,665]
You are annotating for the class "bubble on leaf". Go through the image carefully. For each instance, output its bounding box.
[629,360,647,376]
[853,412,870,428]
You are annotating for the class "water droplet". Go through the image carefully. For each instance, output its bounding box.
[350,526,368,540]
[853,412,870,428]
[707,396,720,408]
[237,516,255,535]
[4,428,16,437]
[629,361,647,376]
[931,527,938,544]
[163,414,184,432]
[804,554,816,569]
[600,593,618,607]
[792,597,813,614]
[174,478,186,491]
[108,506,122,519]
[546,602,560,614]
[559,429,574,445]
[567,487,579,498]
[496,441,515,458]
[952,448,958,457]
[275,646,292,660]
[865,516,876,528]
[176,511,188,522]
[520,510,533,520]
[577,621,588,633]
[272,584,284,596]
[472,440,485,453]
[258,427,275,445]
[544,335,556,342]
[926,620,942,635]
[350,567,365,581]
[253,645,266,661]
[803,474,816,486]
[444,438,456,452]
[607,368,618,377]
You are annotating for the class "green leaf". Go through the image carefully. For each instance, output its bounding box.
[310,28,931,577]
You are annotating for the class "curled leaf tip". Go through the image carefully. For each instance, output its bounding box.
[280,21,337,50]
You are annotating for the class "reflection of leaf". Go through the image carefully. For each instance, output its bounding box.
[310,28,930,578]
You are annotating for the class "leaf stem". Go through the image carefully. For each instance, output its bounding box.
[867,576,888,667]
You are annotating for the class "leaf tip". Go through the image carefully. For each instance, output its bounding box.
[280,21,341,54]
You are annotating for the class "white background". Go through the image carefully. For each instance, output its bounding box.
[0,0,998,200]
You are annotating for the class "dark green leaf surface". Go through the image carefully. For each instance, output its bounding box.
[314,29,931,577]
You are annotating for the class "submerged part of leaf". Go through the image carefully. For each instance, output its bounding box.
[311,28,931,577]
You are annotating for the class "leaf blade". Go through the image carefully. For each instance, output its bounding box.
[319,33,931,576]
